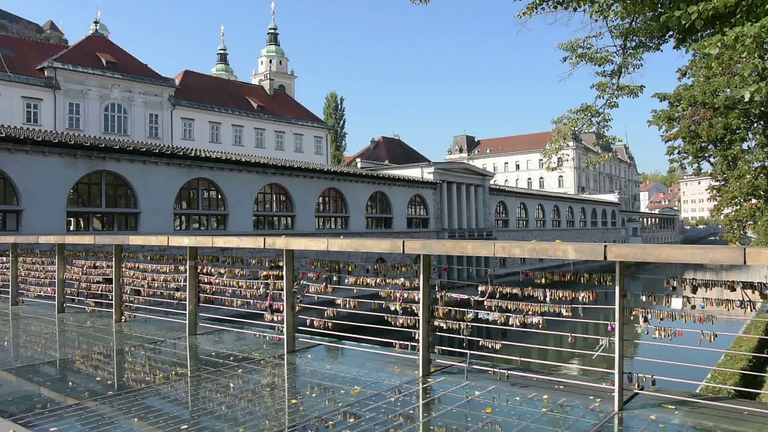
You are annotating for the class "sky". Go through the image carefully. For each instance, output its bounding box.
[12,0,686,173]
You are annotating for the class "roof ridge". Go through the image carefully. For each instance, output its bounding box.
[0,31,68,47]
[479,131,551,141]
[181,69,267,89]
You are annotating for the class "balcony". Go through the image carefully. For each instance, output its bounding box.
[0,235,767,431]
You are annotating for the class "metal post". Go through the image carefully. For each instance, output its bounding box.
[614,261,626,412]
[283,249,296,354]
[9,243,19,306]
[419,254,432,377]
[186,247,199,336]
[55,243,65,314]
[113,244,123,323]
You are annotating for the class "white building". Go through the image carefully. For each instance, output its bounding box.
[0,6,331,164]
[680,175,717,222]
[445,132,642,211]
[640,182,668,212]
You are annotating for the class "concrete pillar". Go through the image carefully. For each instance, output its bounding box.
[441,182,448,230]
[476,185,485,229]
[419,254,432,377]
[468,185,476,229]
[283,249,296,354]
[186,247,199,336]
[450,182,458,230]
[55,244,65,314]
[113,245,123,323]
[459,183,467,229]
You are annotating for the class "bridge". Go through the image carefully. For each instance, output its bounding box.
[682,225,726,243]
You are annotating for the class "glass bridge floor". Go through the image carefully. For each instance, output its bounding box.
[1,303,766,431]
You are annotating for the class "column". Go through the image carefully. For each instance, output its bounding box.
[459,256,467,281]
[55,244,65,314]
[476,185,485,229]
[441,182,448,231]
[186,247,199,336]
[614,261,626,412]
[458,183,467,229]
[113,244,123,323]
[468,186,476,229]
[9,243,18,306]
[283,249,296,354]
[450,182,458,230]
[418,254,432,377]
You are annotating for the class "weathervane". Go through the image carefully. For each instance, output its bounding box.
[271,1,275,19]
[221,25,225,38]
[97,9,101,21]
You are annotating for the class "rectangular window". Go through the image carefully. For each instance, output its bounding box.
[209,122,221,143]
[232,125,244,146]
[255,128,265,148]
[67,102,81,130]
[23,99,40,125]
[492,163,497,172]
[515,161,520,171]
[148,113,160,139]
[182,119,194,140]
[526,160,531,170]
[275,131,285,150]
[294,133,303,152]
[504,162,508,172]
[538,159,544,169]
[314,136,324,155]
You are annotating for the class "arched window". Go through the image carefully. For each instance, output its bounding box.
[601,209,608,227]
[579,207,587,228]
[611,210,617,227]
[173,178,227,231]
[103,102,129,135]
[516,203,529,228]
[526,178,532,189]
[566,206,575,228]
[557,175,564,188]
[621,218,626,227]
[277,84,286,92]
[494,201,509,228]
[316,188,348,229]
[407,195,429,229]
[551,205,561,228]
[504,179,509,186]
[366,191,393,229]
[0,171,20,232]
[515,178,519,188]
[67,171,138,232]
[591,208,598,228]
[535,204,546,228]
[253,183,294,230]
[538,177,545,189]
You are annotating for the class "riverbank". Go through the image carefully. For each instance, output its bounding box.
[699,310,768,399]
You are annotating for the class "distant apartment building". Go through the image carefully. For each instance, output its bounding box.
[646,183,680,216]
[445,131,642,211]
[680,175,717,221]
[640,182,668,212]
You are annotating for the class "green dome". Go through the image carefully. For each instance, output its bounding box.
[261,45,285,56]
[89,20,109,36]
[211,63,235,75]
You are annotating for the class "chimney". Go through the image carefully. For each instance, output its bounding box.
[369,138,378,149]
[393,134,400,140]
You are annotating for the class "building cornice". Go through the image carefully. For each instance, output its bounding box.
[490,185,621,206]
[170,97,332,130]
[40,61,178,88]
[0,72,57,88]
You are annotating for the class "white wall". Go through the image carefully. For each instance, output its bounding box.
[680,177,716,221]
[172,106,329,164]
[0,147,436,235]
[0,81,55,130]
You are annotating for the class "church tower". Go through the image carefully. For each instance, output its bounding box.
[211,26,237,80]
[251,2,296,97]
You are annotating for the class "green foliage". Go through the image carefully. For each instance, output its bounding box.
[38,32,68,45]
[700,311,768,399]
[640,169,685,187]
[323,91,348,166]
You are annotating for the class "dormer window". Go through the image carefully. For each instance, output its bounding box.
[485,148,491,154]
[97,52,117,71]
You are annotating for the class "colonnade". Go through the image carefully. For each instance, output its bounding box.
[440,181,491,282]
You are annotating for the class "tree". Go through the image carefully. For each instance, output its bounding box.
[408,0,768,245]
[640,168,685,187]
[38,32,68,45]
[323,91,347,166]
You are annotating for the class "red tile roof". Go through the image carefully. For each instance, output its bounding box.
[0,33,66,77]
[174,70,324,124]
[640,182,659,192]
[43,34,167,82]
[647,187,680,211]
[346,136,431,166]
[474,131,552,154]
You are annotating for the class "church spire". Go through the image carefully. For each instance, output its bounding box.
[211,25,237,81]
[251,1,295,97]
